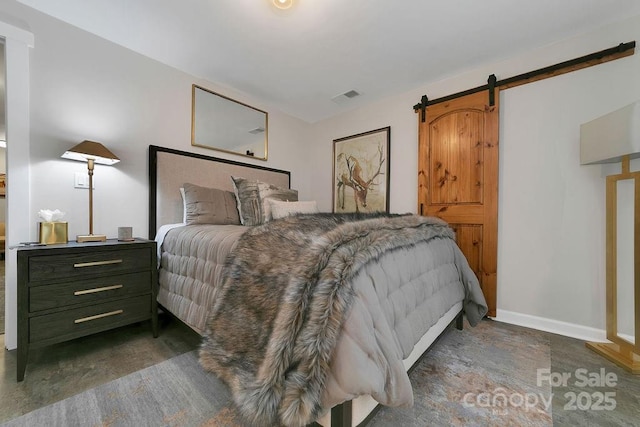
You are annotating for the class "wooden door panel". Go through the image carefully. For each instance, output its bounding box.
[426,205,484,223]
[429,110,484,205]
[451,224,482,281]
[418,90,499,316]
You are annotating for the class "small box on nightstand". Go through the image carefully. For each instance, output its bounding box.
[118,227,134,241]
[38,222,68,244]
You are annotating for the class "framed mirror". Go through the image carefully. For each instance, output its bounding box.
[191,84,268,160]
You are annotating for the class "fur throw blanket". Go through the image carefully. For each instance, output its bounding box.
[199,213,456,426]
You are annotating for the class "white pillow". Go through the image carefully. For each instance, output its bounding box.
[179,187,187,223]
[269,200,319,219]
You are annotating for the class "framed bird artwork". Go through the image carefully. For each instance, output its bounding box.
[332,127,390,213]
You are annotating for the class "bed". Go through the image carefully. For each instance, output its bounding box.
[148,145,488,427]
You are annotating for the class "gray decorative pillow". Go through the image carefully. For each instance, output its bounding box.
[182,183,241,225]
[231,176,298,226]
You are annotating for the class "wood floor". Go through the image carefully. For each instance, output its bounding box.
[1,314,639,426]
[0,314,200,423]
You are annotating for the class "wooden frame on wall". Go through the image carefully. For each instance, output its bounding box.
[585,156,640,374]
[332,126,390,213]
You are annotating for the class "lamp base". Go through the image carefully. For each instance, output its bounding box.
[76,234,107,243]
[585,341,640,374]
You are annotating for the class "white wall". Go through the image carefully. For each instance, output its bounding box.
[308,15,640,339]
[1,11,33,351]
[0,0,310,348]
[3,0,639,346]
[24,6,311,241]
[0,1,311,241]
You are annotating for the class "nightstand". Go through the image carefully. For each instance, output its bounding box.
[16,238,158,381]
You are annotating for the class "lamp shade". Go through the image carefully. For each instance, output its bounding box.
[61,140,120,165]
[580,101,640,165]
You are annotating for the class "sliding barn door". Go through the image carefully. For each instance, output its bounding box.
[418,90,499,317]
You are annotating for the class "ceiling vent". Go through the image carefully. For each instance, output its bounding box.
[331,89,361,104]
[248,127,265,134]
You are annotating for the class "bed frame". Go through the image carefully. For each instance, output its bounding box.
[148,144,291,238]
[315,306,463,427]
[147,144,464,427]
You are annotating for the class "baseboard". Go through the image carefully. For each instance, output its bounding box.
[494,309,607,342]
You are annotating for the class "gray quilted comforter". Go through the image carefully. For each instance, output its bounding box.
[184,213,488,426]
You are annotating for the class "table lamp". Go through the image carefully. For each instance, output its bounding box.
[61,140,120,242]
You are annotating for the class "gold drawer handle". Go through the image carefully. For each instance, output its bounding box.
[74,284,123,296]
[74,259,123,268]
[74,310,123,324]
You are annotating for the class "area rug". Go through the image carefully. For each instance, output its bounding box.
[2,319,561,427]
[2,349,238,427]
[7,318,640,426]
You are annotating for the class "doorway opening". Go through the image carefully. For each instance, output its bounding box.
[0,39,7,335]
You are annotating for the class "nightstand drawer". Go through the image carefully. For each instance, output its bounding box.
[29,271,151,312]
[28,248,151,282]
[17,239,158,381]
[29,295,151,345]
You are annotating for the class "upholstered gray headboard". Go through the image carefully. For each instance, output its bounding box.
[148,145,291,239]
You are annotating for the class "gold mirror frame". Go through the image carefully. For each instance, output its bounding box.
[191,84,268,160]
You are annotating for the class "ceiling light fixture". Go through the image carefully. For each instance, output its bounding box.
[273,0,294,10]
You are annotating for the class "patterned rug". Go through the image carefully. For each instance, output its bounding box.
[3,319,638,426]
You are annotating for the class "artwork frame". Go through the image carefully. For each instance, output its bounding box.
[333,126,390,213]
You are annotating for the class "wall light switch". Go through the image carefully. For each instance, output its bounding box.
[74,172,94,189]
